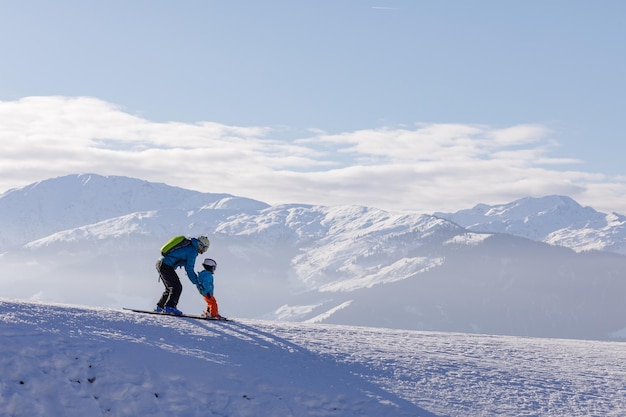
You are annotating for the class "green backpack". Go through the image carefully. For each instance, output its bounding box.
[160,235,192,256]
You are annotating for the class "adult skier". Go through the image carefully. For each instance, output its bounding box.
[154,235,210,315]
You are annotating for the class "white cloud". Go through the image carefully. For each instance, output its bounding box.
[1,96,625,215]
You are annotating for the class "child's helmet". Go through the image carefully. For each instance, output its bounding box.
[203,258,217,272]
[197,235,210,250]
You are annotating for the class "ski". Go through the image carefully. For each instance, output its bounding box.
[123,307,232,321]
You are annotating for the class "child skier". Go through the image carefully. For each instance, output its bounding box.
[196,258,223,319]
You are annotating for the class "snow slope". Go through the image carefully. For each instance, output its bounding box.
[2,299,625,417]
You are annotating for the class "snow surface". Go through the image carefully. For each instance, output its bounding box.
[2,299,625,417]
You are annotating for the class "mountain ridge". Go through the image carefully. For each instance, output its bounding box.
[1,173,625,341]
[0,173,268,250]
[434,195,626,254]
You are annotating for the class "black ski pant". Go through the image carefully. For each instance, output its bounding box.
[156,261,183,308]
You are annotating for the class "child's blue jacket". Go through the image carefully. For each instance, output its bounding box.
[196,270,215,297]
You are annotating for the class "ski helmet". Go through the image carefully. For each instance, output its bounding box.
[197,235,210,250]
[203,258,217,272]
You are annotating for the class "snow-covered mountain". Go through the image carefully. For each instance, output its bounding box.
[434,195,626,254]
[1,174,626,341]
[2,299,625,417]
[0,173,268,250]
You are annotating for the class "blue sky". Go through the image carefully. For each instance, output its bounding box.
[1,1,625,214]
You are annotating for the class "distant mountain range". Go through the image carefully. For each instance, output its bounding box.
[1,173,625,341]
[434,195,626,254]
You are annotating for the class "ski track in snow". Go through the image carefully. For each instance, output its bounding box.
[1,299,625,417]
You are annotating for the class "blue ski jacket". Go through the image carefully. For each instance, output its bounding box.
[160,238,202,284]
[196,270,215,297]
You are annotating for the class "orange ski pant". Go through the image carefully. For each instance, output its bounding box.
[203,295,219,317]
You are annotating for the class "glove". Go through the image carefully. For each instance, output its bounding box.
[196,283,205,295]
